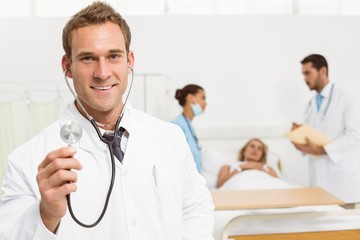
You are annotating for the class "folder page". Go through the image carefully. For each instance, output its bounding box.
[285,124,331,146]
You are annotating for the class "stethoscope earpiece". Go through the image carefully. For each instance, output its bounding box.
[64,69,72,78]
[128,65,133,73]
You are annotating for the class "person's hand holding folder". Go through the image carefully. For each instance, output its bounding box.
[286,123,331,156]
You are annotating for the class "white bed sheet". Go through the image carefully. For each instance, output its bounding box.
[214,205,360,240]
[201,148,283,189]
[219,170,292,191]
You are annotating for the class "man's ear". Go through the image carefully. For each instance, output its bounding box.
[61,55,72,78]
[320,66,327,77]
[127,51,135,73]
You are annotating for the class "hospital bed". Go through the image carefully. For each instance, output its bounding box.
[212,188,360,240]
[197,127,360,239]
[221,209,360,240]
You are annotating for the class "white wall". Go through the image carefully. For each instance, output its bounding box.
[1,16,360,186]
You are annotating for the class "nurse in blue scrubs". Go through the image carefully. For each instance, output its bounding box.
[172,84,207,173]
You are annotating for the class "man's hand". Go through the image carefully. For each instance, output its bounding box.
[291,122,301,131]
[292,138,326,155]
[36,147,82,233]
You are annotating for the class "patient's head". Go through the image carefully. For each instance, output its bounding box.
[238,138,268,164]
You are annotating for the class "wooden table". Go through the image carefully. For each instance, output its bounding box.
[212,187,344,210]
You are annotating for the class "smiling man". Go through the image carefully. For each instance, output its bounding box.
[0,2,214,239]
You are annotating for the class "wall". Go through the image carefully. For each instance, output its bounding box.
[1,16,360,186]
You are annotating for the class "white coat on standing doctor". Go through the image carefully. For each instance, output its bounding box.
[292,54,360,204]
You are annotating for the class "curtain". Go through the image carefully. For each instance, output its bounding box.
[28,82,61,137]
[0,97,29,185]
[0,81,61,189]
[30,100,60,137]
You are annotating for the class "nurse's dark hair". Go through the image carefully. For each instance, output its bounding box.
[175,84,204,107]
[301,54,328,77]
[238,138,268,164]
[62,1,131,58]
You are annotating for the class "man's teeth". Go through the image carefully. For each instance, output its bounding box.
[94,85,112,90]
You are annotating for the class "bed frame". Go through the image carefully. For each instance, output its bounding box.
[222,209,360,240]
[212,187,344,210]
[212,188,360,240]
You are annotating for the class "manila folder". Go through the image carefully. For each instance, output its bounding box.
[285,124,331,146]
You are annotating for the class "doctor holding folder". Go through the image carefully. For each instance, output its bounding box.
[289,54,360,206]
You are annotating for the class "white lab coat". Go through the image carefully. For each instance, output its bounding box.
[304,83,360,203]
[0,103,214,240]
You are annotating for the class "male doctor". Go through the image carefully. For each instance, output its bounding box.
[0,2,214,239]
[292,54,360,207]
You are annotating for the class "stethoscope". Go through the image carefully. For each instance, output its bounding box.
[182,113,201,150]
[306,83,335,120]
[60,66,134,228]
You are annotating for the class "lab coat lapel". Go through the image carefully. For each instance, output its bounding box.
[120,105,148,165]
[59,102,151,161]
[78,127,109,159]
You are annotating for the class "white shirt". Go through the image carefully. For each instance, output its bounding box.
[0,103,214,240]
[304,83,360,203]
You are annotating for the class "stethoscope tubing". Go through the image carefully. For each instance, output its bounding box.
[182,114,201,150]
[63,67,134,228]
[66,139,116,228]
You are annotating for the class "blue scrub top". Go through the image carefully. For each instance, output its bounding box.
[172,114,201,172]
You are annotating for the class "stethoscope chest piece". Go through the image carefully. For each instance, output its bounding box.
[60,120,83,145]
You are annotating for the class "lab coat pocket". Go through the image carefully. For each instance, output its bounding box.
[152,174,181,229]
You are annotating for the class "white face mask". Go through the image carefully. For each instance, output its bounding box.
[191,103,203,116]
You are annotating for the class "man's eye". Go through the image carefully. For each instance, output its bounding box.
[81,56,94,61]
[109,54,120,60]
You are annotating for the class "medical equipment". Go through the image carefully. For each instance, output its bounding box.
[60,121,82,145]
[182,113,201,150]
[306,83,334,119]
[322,83,334,116]
[62,66,134,228]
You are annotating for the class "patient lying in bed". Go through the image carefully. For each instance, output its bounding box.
[219,169,291,190]
[216,138,291,190]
